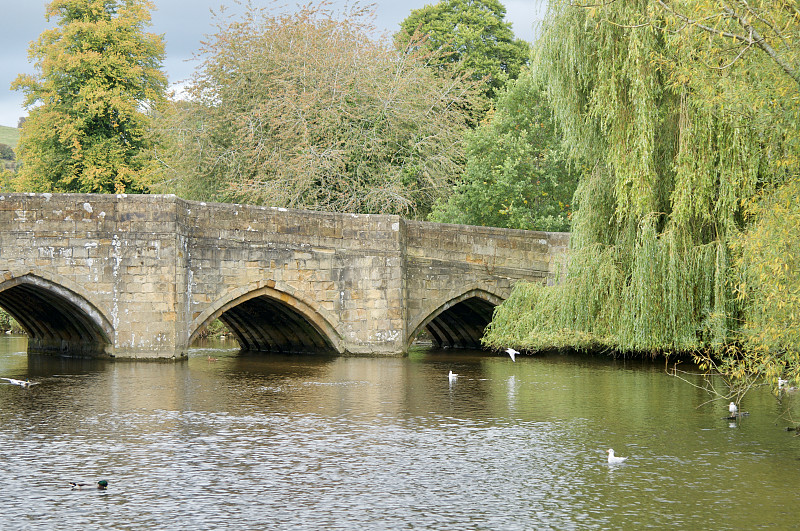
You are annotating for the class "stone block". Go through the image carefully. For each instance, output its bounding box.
[0,193,568,359]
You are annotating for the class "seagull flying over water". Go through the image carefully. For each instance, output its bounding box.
[1,377,38,388]
[606,448,628,464]
[448,370,458,382]
[505,348,518,362]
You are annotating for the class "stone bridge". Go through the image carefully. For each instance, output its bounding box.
[0,194,568,359]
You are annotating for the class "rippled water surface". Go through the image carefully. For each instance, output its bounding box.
[1,336,798,529]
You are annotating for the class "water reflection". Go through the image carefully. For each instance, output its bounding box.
[0,336,798,529]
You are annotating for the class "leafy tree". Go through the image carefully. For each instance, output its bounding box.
[655,0,800,89]
[484,0,799,371]
[396,0,530,102]
[0,309,22,333]
[654,0,800,389]
[149,2,476,218]
[0,144,14,161]
[0,168,15,192]
[717,180,800,390]
[11,0,167,193]
[429,67,577,231]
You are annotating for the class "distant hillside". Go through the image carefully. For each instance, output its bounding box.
[0,126,20,150]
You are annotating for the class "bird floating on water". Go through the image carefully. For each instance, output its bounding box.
[505,348,518,362]
[606,448,628,465]
[448,370,458,382]
[207,355,218,362]
[1,377,38,388]
[70,480,108,490]
[729,402,738,417]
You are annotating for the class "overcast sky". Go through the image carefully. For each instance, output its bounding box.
[0,1,546,128]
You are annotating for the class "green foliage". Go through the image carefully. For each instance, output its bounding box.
[0,137,19,183]
[11,0,167,193]
[150,2,475,218]
[429,68,577,231]
[0,144,14,161]
[727,181,800,387]
[484,0,800,364]
[0,309,22,333]
[396,0,530,102]
[0,169,16,192]
[194,318,230,340]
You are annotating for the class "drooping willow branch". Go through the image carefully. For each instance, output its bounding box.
[656,0,800,88]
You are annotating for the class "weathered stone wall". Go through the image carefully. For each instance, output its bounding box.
[179,201,406,354]
[0,193,183,357]
[403,221,570,341]
[0,193,569,358]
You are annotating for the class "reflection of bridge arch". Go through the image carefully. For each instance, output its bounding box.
[408,288,504,350]
[0,271,113,356]
[190,285,344,354]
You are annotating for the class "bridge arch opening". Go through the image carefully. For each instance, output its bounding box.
[0,274,113,356]
[410,289,503,350]
[190,287,343,354]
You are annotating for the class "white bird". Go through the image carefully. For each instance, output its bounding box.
[448,370,458,382]
[1,377,38,388]
[778,378,789,389]
[505,348,518,362]
[607,448,628,464]
[729,402,738,417]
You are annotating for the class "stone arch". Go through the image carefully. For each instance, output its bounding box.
[0,271,113,356]
[189,283,344,354]
[407,288,505,350]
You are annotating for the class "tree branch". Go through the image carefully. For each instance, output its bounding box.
[655,0,800,88]
[721,3,800,86]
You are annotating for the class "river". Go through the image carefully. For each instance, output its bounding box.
[0,335,798,529]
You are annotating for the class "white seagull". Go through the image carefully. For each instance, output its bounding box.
[505,348,518,362]
[606,448,628,464]
[1,377,38,388]
[729,402,738,417]
[448,370,458,382]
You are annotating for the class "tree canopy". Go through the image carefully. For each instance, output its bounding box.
[11,0,166,193]
[0,144,14,161]
[484,0,800,387]
[396,0,530,101]
[429,67,577,231]
[149,3,476,218]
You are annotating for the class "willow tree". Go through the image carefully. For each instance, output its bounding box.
[12,0,166,193]
[149,3,476,218]
[484,0,799,368]
[660,0,800,387]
